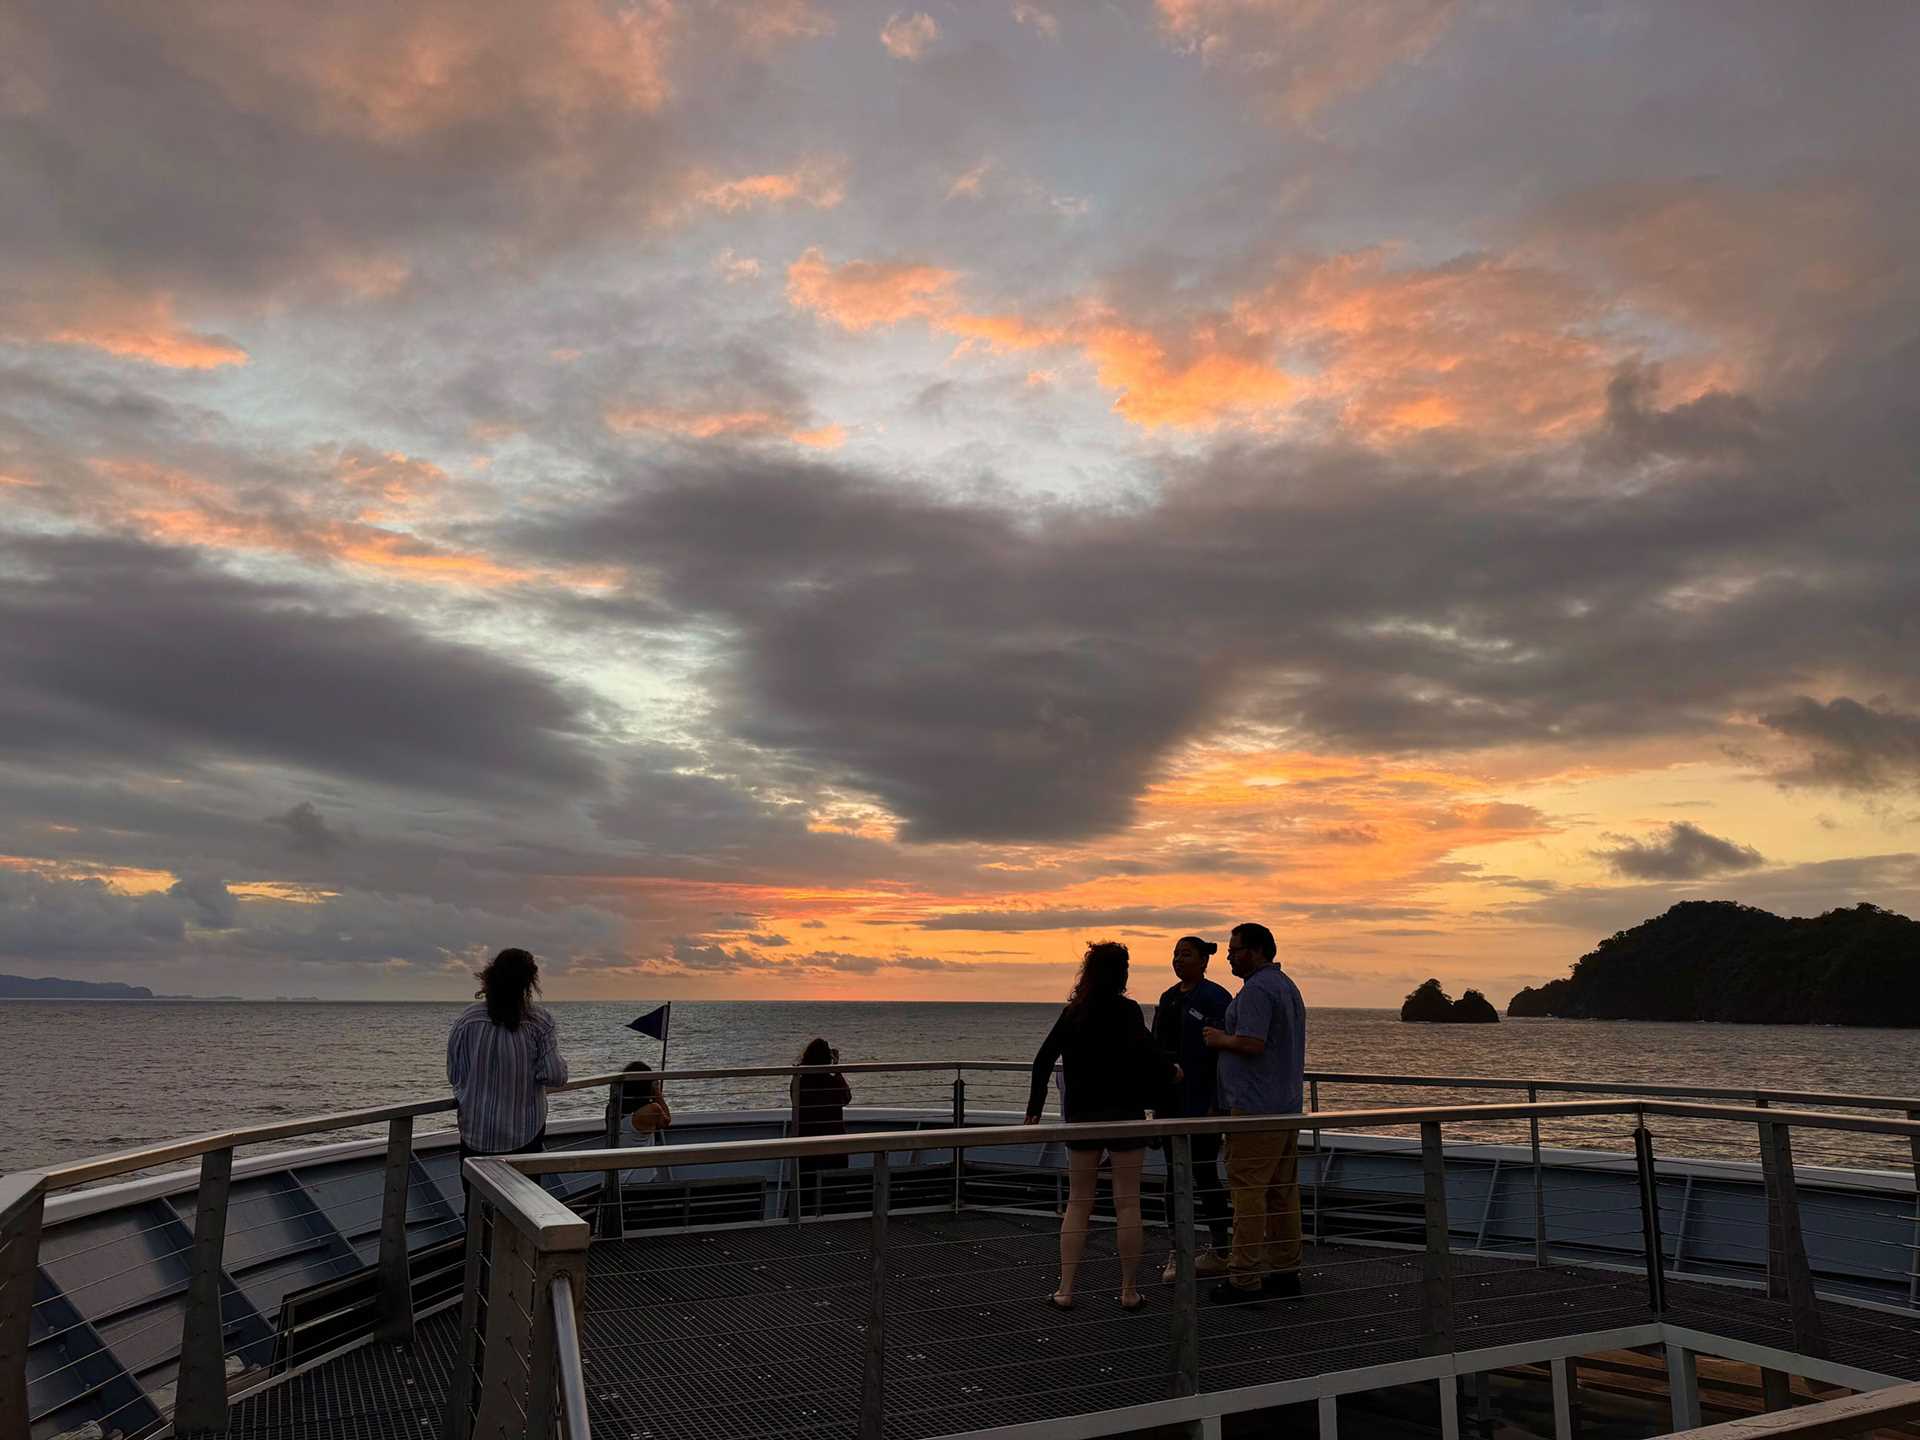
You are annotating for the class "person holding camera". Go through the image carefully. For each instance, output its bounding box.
[791,1036,854,1215]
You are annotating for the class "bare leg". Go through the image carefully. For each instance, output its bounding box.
[1110,1147,1145,1304]
[1057,1148,1101,1303]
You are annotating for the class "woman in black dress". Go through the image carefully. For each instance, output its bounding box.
[1024,941,1178,1310]
[792,1036,853,1215]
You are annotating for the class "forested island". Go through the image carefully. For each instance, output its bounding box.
[1505,901,1920,1025]
[1400,979,1500,1023]
[0,973,155,999]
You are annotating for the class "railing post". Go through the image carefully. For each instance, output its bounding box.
[376,1116,416,1343]
[1549,1357,1575,1440]
[598,1086,623,1241]
[1760,1367,1792,1413]
[952,1071,966,1214]
[1419,1120,1454,1356]
[788,1086,804,1225]
[550,1273,592,1440]
[1759,1120,1826,1359]
[1529,1084,1547,1266]
[450,1165,591,1440]
[1167,1134,1200,1401]
[176,1144,235,1433]
[476,1211,537,1439]
[442,1197,489,1440]
[1309,1080,1322,1244]
[1906,1108,1920,1308]
[1665,1343,1701,1431]
[859,1150,890,1440]
[526,1248,589,1440]
[1632,1123,1667,1314]
[0,1173,46,1438]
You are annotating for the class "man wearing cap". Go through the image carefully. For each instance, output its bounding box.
[1152,936,1234,1281]
[1202,921,1308,1302]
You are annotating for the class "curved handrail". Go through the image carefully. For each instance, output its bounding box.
[501,1098,1920,1177]
[550,1274,592,1440]
[27,1057,1920,1194]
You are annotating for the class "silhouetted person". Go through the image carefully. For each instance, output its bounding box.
[614,1059,673,1192]
[1152,936,1233,1280]
[447,948,568,1202]
[1025,941,1178,1310]
[792,1037,852,1214]
[620,1059,673,1135]
[1202,922,1307,1302]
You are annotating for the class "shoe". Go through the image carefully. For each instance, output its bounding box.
[1048,1291,1076,1310]
[1261,1270,1303,1298]
[1119,1292,1145,1312]
[1195,1249,1231,1278]
[1206,1281,1264,1307]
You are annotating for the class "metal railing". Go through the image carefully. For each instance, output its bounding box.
[552,1273,591,1440]
[9,1060,1920,1437]
[1657,1378,1920,1437]
[469,1097,1920,1440]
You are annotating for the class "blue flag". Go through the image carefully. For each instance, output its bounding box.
[627,1003,670,1041]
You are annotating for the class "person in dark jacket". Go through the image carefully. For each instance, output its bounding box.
[791,1037,853,1215]
[1151,936,1233,1280]
[1025,941,1179,1310]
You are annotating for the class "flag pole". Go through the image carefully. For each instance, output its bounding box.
[654,1003,671,1153]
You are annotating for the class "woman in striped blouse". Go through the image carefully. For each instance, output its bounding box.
[447,948,570,1199]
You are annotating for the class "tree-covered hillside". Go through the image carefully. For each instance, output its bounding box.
[1505,902,1920,1024]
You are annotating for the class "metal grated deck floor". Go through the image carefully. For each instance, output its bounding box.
[224,1211,1920,1440]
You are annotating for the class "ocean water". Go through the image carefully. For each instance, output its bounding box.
[4,999,1918,1175]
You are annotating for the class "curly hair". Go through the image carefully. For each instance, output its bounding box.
[476,947,539,1029]
[1066,939,1129,1009]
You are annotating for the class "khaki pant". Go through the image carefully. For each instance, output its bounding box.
[1224,1112,1301,1288]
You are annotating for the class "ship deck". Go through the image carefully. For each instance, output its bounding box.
[223,1210,1920,1440]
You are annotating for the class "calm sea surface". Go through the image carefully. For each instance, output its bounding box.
[4,1000,1917,1175]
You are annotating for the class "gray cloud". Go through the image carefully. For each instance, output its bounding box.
[0,535,598,798]
[0,866,624,990]
[0,1,800,319]
[1594,822,1765,880]
[519,346,1920,844]
[270,801,347,856]
[1492,853,1920,939]
[1761,697,1920,791]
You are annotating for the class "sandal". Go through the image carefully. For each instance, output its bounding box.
[1048,1292,1076,1310]
[1118,1293,1145,1312]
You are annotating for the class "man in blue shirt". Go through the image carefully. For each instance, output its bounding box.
[1202,922,1307,1301]
[1151,936,1234,1280]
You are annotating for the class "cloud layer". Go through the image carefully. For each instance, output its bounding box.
[2,0,1917,998]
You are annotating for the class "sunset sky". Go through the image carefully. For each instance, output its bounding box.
[2,1,1917,1003]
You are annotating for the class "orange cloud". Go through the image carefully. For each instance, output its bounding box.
[946,159,994,200]
[607,404,845,450]
[1079,321,1295,430]
[726,0,835,52]
[791,423,849,450]
[330,446,449,519]
[693,159,846,213]
[1532,181,1899,361]
[786,247,958,331]
[81,457,540,588]
[1237,248,1618,441]
[880,12,939,60]
[154,0,677,143]
[1012,4,1060,40]
[786,241,1658,442]
[1156,0,1459,126]
[2,289,247,369]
